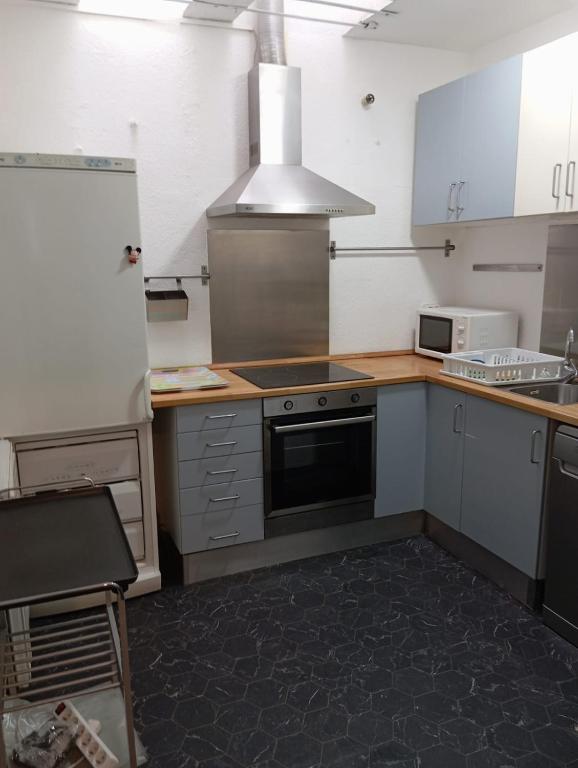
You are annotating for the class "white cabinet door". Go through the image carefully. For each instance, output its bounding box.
[565,74,578,212]
[515,36,574,217]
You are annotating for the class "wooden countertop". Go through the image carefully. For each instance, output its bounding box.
[151,353,578,427]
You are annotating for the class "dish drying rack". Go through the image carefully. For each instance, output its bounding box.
[442,348,566,386]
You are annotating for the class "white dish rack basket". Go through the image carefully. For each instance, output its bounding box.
[442,348,566,386]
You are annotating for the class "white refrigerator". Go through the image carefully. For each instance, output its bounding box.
[0,153,160,602]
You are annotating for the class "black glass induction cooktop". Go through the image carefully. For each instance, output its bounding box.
[230,362,374,389]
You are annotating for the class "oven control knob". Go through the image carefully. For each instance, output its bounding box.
[351,393,360,403]
[318,396,327,407]
[283,400,294,411]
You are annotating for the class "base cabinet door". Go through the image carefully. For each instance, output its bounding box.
[424,385,466,529]
[375,383,426,517]
[460,396,547,577]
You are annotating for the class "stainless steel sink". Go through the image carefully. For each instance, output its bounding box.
[508,382,578,405]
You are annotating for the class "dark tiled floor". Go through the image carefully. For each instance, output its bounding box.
[127,536,578,768]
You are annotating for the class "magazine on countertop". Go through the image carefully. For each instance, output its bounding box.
[150,366,229,393]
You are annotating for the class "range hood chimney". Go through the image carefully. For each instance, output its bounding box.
[206,0,375,218]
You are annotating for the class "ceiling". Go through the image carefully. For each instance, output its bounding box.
[347,0,578,51]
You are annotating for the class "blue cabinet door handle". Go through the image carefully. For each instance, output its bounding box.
[530,429,542,464]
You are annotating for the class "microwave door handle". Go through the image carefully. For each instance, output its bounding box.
[272,414,376,434]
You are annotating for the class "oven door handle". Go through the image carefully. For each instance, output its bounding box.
[272,414,376,433]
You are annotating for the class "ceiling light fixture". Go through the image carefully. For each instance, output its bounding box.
[77,0,186,20]
[293,0,395,15]
[192,0,382,27]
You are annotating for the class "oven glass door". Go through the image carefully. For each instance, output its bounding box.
[266,408,375,517]
[419,314,453,354]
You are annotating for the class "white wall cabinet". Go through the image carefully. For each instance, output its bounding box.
[514,35,576,217]
[568,74,578,213]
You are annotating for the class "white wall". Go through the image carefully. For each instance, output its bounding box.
[470,5,578,69]
[0,2,467,365]
[451,221,549,349]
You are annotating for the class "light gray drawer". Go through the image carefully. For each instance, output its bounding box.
[177,399,262,433]
[180,504,264,554]
[178,452,263,489]
[177,425,262,461]
[180,478,263,516]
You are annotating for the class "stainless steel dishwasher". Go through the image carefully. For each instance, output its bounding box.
[543,425,578,646]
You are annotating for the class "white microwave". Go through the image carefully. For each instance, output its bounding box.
[415,306,519,359]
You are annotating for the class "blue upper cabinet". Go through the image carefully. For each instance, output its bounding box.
[413,77,465,226]
[459,57,523,222]
[413,56,523,225]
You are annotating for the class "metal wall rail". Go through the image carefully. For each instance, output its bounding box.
[472,263,543,272]
[330,239,456,259]
[144,267,210,286]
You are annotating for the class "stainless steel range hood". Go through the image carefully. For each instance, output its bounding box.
[206,63,375,218]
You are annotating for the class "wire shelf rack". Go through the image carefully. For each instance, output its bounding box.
[1,611,121,714]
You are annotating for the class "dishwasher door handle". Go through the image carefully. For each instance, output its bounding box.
[555,458,578,480]
[272,414,376,433]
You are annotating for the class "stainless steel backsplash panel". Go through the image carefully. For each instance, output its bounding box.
[541,224,578,360]
[208,229,330,363]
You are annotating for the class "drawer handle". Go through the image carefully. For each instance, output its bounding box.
[206,441,238,448]
[208,413,238,419]
[207,469,238,476]
[209,494,240,503]
[209,531,240,541]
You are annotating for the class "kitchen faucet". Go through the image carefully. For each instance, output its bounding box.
[563,328,577,381]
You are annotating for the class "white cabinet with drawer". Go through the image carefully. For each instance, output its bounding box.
[17,435,139,488]
[153,400,265,555]
[124,521,145,561]
[13,428,160,584]
[109,480,143,522]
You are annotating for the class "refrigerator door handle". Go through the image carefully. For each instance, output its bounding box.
[144,370,153,421]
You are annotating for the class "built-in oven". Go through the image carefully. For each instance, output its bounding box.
[263,388,376,537]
